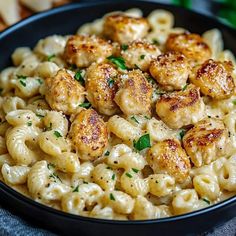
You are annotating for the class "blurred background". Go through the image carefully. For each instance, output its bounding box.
[0,0,236,32]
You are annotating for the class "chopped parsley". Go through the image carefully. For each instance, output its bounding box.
[125,172,132,178]
[146,76,156,85]
[16,75,27,80]
[121,44,128,51]
[79,102,91,108]
[83,181,88,184]
[144,115,150,120]
[130,116,139,124]
[104,151,110,156]
[36,114,45,118]
[179,129,186,140]
[140,55,145,60]
[107,56,127,70]
[47,54,56,61]
[74,70,85,86]
[17,75,27,87]
[202,198,210,205]
[49,172,62,182]
[182,84,188,91]
[112,174,115,180]
[133,134,151,151]
[27,121,32,126]
[108,78,115,88]
[110,193,116,201]
[73,185,79,192]
[54,131,62,138]
[37,79,43,85]
[132,168,139,173]
[47,163,55,169]
[134,64,141,70]
[152,39,160,45]
[19,80,26,87]
[106,166,111,170]
[232,99,236,105]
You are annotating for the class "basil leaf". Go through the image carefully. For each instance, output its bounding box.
[121,44,128,51]
[133,134,151,151]
[54,131,62,138]
[47,54,56,61]
[107,56,127,70]
[109,193,116,201]
[79,102,91,108]
[74,70,85,85]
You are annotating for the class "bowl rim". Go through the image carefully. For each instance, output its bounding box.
[0,0,236,225]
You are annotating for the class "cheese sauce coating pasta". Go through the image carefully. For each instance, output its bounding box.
[0,8,236,220]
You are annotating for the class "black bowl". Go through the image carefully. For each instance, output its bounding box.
[0,1,236,235]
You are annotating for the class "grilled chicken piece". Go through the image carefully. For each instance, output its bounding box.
[166,33,211,65]
[156,84,205,129]
[189,59,235,100]
[150,51,190,91]
[103,14,150,44]
[45,69,85,115]
[69,109,108,160]
[64,35,113,68]
[183,118,230,167]
[147,139,191,183]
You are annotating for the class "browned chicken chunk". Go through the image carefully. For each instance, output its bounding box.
[166,33,211,65]
[45,69,85,115]
[69,109,108,160]
[189,59,235,100]
[183,118,230,167]
[147,139,191,183]
[85,63,119,116]
[150,51,190,91]
[64,35,113,68]
[103,14,150,44]
[156,84,205,129]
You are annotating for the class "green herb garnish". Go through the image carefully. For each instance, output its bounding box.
[19,80,26,87]
[133,134,151,151]
[132,168,139,173]
[140,55,145,60]
[179,129,186,140]
[47,163,55,169]
[105,151,110,156]
[16,75,27,80]
[144,116,150,120]
[27,121,32,126]
[47,54,56,61]
[125,172,132,178]
[146,76,156,85]
[83,181,88,184]
[152,39,160,45]
[182,84,188,91]
[232,99,236,105]
[112,174,115,180]
[121,44,128,51]
[108,78,114,88]
[202,198,210,205]
[37,79,43,85]
[74,70,85,85]
[54,131,62,138]
[110,193,116,201]
[107,56,127,70]
[130,116,139,124]
[36,114,45,118]
[79,102,91,108]
[106,166,111,170]
[49,172,62,183]
[73,185,79,192]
